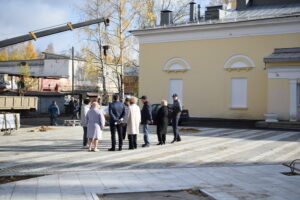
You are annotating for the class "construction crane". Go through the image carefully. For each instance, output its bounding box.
[0,18,109,48]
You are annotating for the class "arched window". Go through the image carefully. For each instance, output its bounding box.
[163,57,190,72]
[224,54,255,71]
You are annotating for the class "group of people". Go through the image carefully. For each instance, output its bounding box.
[80,93,183,152]
[140,94,182,147]
[68,97,80,119]
[47,97,80,126]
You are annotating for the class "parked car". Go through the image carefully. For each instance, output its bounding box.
[151,104,189,125]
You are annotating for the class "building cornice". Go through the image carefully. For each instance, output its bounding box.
[131,15,300,44]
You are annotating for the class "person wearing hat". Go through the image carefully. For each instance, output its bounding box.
[140,95,153,147]
[171,93,182,143]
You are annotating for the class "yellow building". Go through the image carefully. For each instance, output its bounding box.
[131,0,300,121]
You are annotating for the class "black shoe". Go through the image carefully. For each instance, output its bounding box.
[108,148,115,151]
[171,140,176,144]
[177,139,181,142]
[129,147,134,150]
[142,144,150,148]
[118,148,122,151]
[156,142,162,145]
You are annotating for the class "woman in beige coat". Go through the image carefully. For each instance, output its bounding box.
[126,97,141,150]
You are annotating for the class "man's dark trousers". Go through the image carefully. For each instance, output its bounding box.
[128,134,137,149]
[122,124,127,140]
[50,117,57,126]
[110,123,123,150]
[83,127,88,146]
[172,113,181,141]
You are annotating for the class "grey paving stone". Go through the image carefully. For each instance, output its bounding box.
[0,183,15,200]
[36,174,61,200]
[10,178,37,200]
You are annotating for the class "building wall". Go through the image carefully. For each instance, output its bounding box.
[124,76,139,96]
[38,96,65,114]
[139,33,300,119]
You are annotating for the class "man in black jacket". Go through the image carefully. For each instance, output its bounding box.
[171,94,182,143]
[140,96,153,147]
[108,94,125,151]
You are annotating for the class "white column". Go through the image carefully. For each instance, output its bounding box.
[289,79,298,122]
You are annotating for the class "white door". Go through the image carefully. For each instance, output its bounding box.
[169,79,183,104]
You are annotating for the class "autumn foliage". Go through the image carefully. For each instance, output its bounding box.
[0,41,38,61]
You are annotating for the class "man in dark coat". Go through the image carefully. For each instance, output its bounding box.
[108,94,125,151]
[140,95,153,147]
[122,97,130,140]
[48,101,60,126]
[171,94,182,143]
[72,100,80,119]
[156,100,168,145]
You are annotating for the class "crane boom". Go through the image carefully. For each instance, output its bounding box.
[0,18,109,48]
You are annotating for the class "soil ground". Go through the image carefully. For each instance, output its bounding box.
[98,189,214,200]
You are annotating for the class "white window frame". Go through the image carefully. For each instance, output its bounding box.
[230,78,248,109]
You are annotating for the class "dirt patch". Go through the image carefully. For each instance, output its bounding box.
[281,172,300,176]
[168,128,201,134]
[179,128,201,133]
[98,189,214,200]
[30,126,55,132]
[0,175,45,184]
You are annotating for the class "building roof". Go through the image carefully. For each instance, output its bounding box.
[86,92,99,97]
[264,47,300,63]
[0,59,44,66]
[42,52,70,59]
[131,2,300,33]
[0,90,66,96]
[124,66,139,76]
[222,3,300,21]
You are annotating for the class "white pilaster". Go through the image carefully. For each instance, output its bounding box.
[289,79,298,122]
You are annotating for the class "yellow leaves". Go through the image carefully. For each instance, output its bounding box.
[24,41,38,59]
[0,41,38,61]
[18,64,39,92]
[19,64,31,78]
[8,49,24,60]
[0,49,8,61]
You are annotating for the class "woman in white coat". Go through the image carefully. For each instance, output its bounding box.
[86,102,105,152]
[126,97,141,150]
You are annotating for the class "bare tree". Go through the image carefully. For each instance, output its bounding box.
[79,0,143,100]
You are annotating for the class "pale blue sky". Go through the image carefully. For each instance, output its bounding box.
[0,0,212,54]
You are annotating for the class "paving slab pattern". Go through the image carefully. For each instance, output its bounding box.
[0,126,299,175]
[0,126,299,199]
[0,165,299,200]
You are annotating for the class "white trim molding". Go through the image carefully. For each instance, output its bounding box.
[163,57,190,72]
[267,66,300,79]
[131,16,300,44]
[224,54,255,71]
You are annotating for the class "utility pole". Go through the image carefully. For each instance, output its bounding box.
[72,46,74,95]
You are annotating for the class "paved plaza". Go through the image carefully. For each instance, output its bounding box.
[0,125,299,199]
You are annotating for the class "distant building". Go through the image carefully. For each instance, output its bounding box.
[131,0,300,121]
[0,53,119,94]
[0,53,120,113]
[124,66,139,96]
